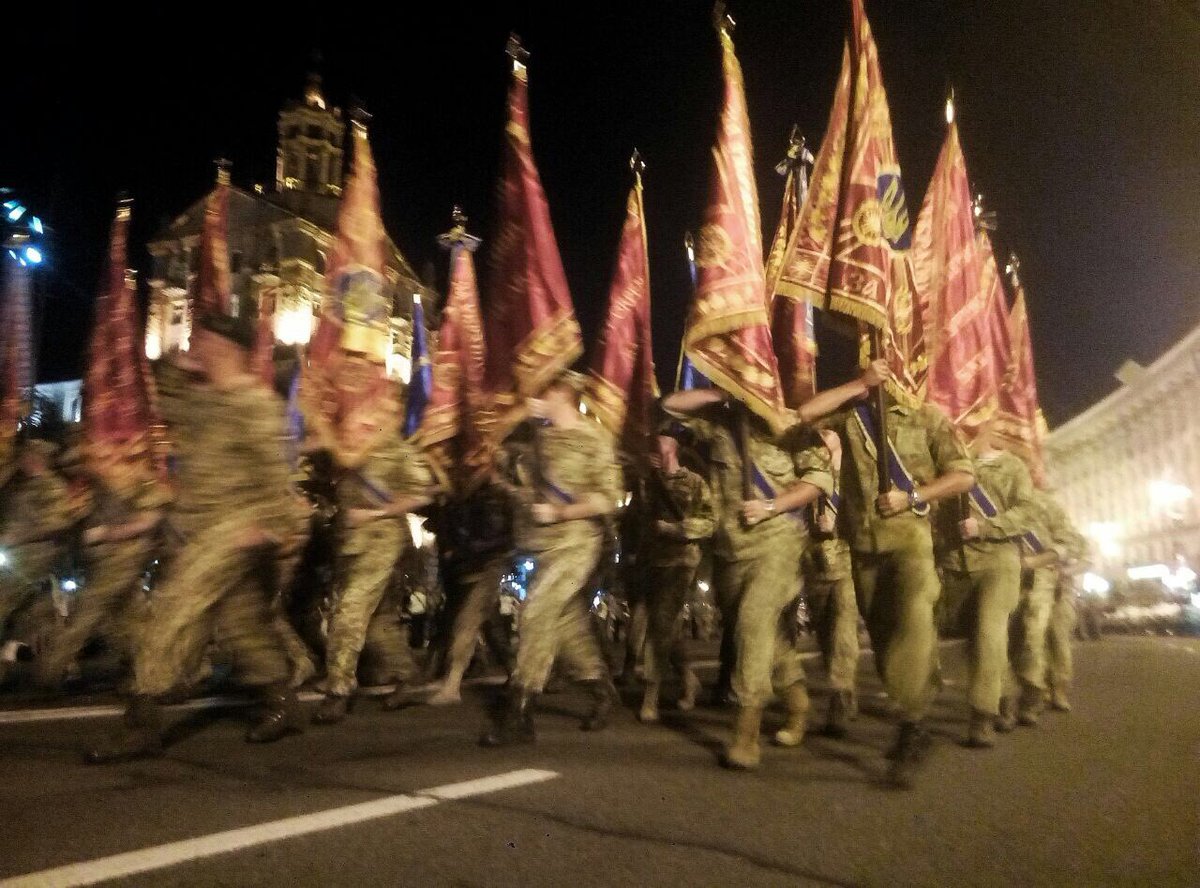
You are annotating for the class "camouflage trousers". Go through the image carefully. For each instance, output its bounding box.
[324,521,415,697]
[272,546,316,683]
[804,571,860,693]
[1047,586,1076,690]
[940,548,1023,716]
[444,555,509,680]
[851,522,942,722]
[513,535,606,694]
[713,537,806,709]
[133,525,289,697]
[642,553,701,687]
[1011,566,1058,693]
[40,541,151,683]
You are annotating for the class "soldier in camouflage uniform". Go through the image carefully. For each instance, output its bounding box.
[426,481,514,705]
[802,428,861,739]
[637,428,715,724]
[822,392,974,787]
[1012,489,1088,719]
[663,389,833,771]
[482,372,623,747]
[313,410,437,724]
[0,439,74,685]
[38,453,169,687]
[87,316,311,763]
[934,424,1039,748]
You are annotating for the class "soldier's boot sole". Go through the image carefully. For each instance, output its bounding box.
[772,683,810,748]
[721,705,763,770]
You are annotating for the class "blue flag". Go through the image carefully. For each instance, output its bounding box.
[404,293,432,437]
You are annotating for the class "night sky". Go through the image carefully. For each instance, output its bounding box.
[5,0,1199,425]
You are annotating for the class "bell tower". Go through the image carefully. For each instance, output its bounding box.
[275,72,345,199]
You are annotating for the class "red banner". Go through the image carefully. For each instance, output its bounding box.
[82,201,164,485]
[0,261,32,475]
[418,235,493,492]
[683,20,788,433]
[766,139,819,408]
[998,265,1047,484]
[913,124,1002,436]
[484,51,583,443]
[302,122,398,460]
[773,43,851,311]
[586,173,659,455]
[195,172,232,328]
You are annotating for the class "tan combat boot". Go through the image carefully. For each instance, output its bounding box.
[722,705,764,770]
[1017,685,1045,726]
[639,681,661,723]
[967,709,996,748]
[773,683,810,747]
[1049,684,1072,712]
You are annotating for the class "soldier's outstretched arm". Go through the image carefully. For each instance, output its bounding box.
[796,360,890,423]
[661,388,727,415]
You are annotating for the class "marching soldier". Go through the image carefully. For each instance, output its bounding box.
[482,371,622,746]
[817,385,974,786]
[661,388,833,771]
[637,426,715,723]
[1009,487,1088,724]
[802,428,861,738]
[87,292,310,762]
[934,420,1039,748]
[313,360,438,725]
[0,439,74,685]
[38,446,168,687]
[426,481,515,705]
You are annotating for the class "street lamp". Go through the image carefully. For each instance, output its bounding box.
[1149,477,1192,521]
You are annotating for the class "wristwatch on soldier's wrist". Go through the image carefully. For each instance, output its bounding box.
[907,489,930,516]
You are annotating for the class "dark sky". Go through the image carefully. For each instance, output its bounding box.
[5,0,1199,425]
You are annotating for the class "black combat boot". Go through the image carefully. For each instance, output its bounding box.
[380,681,413,712]
[480,688,536,747]
[247,684,306,743]
[580,678,618,732]
[85,696,165,764]
[886,721,934,789]
[313,693,351,725]
[824,689,852,739]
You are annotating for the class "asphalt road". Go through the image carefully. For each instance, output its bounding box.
[0,635,1196,887]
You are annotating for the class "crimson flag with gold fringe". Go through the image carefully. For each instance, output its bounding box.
[682,12,788,433]
[483,37,584,444]
[586,160,659,456]
[82,199,165,487]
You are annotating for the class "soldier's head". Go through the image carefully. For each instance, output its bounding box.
[529,371,585,424]
[971,415,1002,456]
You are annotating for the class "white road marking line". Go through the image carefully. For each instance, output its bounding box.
[0,768,558,888]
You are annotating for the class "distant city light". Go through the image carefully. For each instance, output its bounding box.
[1149,478,1192,519]
[23,246,42,265]
[1081,572,1110,596]
[1087,521,1123,560]
[7,204,26,222]
[945,95,956,125]
[30,216,43,234]
[0,550,8,567]
[61,579,78,593]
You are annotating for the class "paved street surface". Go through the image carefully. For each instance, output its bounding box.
[0,635,1196,887]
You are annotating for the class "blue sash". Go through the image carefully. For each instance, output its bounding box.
[967,481,1045,554]
[852,404,930,517]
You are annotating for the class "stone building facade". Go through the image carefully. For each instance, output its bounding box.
[143,75,424,382]
[1045,320,1200,569]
